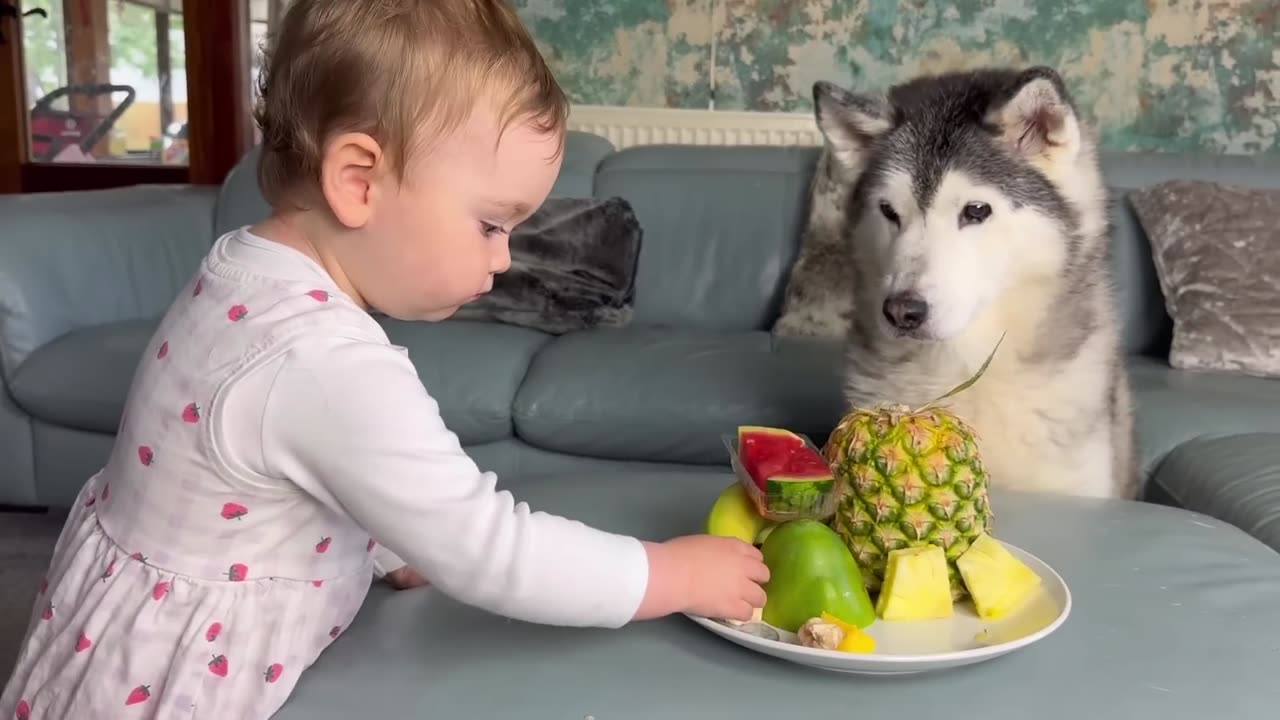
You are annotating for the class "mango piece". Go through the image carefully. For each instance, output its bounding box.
[819,611,877,653]
[875,545,954,621]
[955,533,1042,620]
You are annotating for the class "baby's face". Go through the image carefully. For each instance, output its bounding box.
[351,105,562,321]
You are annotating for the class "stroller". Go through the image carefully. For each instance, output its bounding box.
[28,83,136,162]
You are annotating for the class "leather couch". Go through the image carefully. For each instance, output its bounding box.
[2,130,1279,553]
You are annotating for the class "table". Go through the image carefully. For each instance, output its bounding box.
[274,471,1280,719]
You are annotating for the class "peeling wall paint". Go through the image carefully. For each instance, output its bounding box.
[513,0,1278,154]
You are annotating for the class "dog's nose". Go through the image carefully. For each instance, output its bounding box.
[882,292,929,330]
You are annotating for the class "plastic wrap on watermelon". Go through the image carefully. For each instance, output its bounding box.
[722,426,838,521]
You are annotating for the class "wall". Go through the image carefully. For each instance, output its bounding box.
[514,0,1278,155]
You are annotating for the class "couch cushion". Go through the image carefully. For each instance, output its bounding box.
[512,328,846,464]
[9,317,155,434]
[594,145,820,332]
[1130,356,1280,473]
[10,316,551,445]
[1148,433,1280,554]
[378,318,552,444]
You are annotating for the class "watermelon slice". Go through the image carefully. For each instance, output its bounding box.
[734,426,836,519]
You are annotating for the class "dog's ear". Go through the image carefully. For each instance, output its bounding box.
[987,66,1081,162]
[812,81,891,173]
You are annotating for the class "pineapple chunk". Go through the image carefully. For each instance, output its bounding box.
[955,533,1042,620]
[874,545,954,620]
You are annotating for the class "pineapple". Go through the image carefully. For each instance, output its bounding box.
[822,338,1002,601]
[956,533,1042,619]
[875,545,954,621]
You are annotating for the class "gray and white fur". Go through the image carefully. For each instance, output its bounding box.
[814,66,1140,500]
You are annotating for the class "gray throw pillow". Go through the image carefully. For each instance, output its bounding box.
[1128,180,1280,379]
[450,196,643,335]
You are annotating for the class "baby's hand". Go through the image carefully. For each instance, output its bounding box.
[383,565,430,590]
[635,535,769,622]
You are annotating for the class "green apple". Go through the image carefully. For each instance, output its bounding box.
[706,481,774,544]
[759,519,876,632]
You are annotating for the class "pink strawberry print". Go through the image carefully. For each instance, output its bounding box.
[315,536,332,554]
[264,663,284,683]
[152,580,170,601]
[221,502,249,520]
[306,289,330,302]
[227,304,249,322]
[41,602,53,621]
[312,580,323,588]
[206,622,222,642]
[226,563,248,582]
[76,630,92,652]
[182,402,201,423]
[85,493,95,507]
[15,699,30,720]
[131,551,147,562]
[157,341,169,359]
[329,625,342,640]
[125,684,151,706]
[367,538,377,552]
[138,445,154,466]
[193,277,204,296]
[208,654,229,677]
[101,560,115,581]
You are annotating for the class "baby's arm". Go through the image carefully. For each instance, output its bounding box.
[257,334,651,628]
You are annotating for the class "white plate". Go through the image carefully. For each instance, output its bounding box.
[686,540,1071,675]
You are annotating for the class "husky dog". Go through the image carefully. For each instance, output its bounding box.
[813,66,1140,500]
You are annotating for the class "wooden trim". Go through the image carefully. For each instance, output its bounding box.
[182,0,252,185]
[22,161,186,191]
[0,0,27,193]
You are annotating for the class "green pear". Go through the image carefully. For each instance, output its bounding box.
[706,481,774,544]
[759,519,876,632]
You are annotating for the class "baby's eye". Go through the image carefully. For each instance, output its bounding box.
[480,222,506,237]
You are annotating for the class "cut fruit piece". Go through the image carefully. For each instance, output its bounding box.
[705,481,775,545]
[735,425,836,518]
[819,611,877,653]
[955,533,1042,620]
[875,545,954,621]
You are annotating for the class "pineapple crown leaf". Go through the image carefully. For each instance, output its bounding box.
[913,332,1007,413]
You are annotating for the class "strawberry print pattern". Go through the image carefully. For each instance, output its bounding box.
[1,237,397,718]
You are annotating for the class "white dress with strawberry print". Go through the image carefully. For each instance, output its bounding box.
[1,228,649,719]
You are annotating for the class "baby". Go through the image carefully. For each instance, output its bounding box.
[0,1,768,717]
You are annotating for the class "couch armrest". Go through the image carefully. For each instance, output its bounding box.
[0,184,218,380]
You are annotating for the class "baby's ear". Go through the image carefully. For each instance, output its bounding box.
[320,132,383,228]
[812,81,892,174]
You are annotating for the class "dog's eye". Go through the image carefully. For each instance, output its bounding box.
[878,201,900,226]
[960,202,992,226]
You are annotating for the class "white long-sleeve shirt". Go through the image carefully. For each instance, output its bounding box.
[123,227,650,628]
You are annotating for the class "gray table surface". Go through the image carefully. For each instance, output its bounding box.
[274,471,1280,719]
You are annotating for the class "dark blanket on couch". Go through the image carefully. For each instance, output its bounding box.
[451,196,644,334]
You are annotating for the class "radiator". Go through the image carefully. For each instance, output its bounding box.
[566,104,824,149]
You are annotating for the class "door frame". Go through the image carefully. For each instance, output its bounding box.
[0,0,254,193]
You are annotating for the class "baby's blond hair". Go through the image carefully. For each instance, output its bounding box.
[253,0,567,207]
